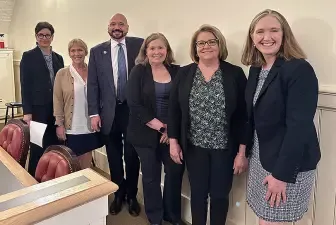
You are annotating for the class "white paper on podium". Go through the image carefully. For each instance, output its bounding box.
[29,121,47,148]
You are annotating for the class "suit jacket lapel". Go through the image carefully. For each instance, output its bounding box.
[181,64,197,119]
[51,52,61,74]
[34,46,49,73]
[145,64,156,112]
[125,37,135,75]
[166,65,174,80]
[255,57,285,105]
[219,61,236,118]
[246,66,259,113]
[102,41,115,91]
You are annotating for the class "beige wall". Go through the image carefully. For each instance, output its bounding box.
[0,21,10,34]
[7,0,336,86]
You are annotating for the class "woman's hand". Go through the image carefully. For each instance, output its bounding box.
[233,153,248,175]
[159,124,169,144]
[263,175,287,207]
[56,125,66,141]
[146,118,165,131]
[169,139,183,164]
[23,114,32,125]
[160,133,169,144]
[91,115,101,132]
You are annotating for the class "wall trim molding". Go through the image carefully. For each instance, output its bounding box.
[318,86,336,111]
[319,85,336,95]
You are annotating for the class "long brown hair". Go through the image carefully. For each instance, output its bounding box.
[241,9,306,67]
[135,33,175,65]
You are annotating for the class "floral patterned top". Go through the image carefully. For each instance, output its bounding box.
[188,67,228,150]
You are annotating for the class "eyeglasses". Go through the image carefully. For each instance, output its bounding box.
[195,39,218,48]
[37,34,52,39]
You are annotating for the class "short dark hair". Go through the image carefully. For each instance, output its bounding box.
[35,22,55,35]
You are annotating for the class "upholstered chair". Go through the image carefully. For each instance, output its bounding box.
[35,145,81,182]
[0,119,30,167]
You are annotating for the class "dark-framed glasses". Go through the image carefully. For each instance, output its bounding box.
[37,33,52,39]
[196,39,218,48]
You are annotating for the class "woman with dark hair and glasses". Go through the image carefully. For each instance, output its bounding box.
[20,21,64,176]
[168,24,248,225]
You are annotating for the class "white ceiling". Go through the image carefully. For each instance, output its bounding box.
[0,0,15,22]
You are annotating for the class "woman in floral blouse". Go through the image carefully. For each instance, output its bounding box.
[168,24,249,225]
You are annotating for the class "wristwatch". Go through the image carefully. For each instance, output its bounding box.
[159,127,166,133]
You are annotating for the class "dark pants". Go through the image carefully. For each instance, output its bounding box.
[104,102,140,199]
[135,142,185,224]
[28,104,59,176]
[185,144,234,225]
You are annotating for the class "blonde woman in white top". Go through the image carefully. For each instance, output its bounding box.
[53,39,103,168]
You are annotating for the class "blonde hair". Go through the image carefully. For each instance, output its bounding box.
[190,24,228,63]
[241,9,306,67]
[135,33,175,65]
[68,38,88,56]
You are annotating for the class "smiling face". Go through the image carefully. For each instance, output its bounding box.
[108,14,129,41]
[196,31,219,62]
[69,44,86,65]
[146,38,167,65]
[252,15,283,58]
[36,28,53,48]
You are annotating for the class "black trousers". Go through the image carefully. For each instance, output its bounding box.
[185,144,234,225]
[104,102,140,199]
[28,104,59,176]
[135,142,185,224]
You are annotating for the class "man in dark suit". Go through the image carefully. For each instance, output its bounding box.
[87,13,143,216]
[20,22,64,176]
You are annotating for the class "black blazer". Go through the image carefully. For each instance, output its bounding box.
[20,46,64,114]
[245,57,321,183]
[126,63,180,148]
[168,61,247,154]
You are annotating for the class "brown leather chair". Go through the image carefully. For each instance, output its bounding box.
[35,145,81,183]
[0,119,30,167]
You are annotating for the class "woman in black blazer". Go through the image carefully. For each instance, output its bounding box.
[127,33,185,225]
[168,24,248,225]
[20,22,64,176]
[241,9,321,224]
